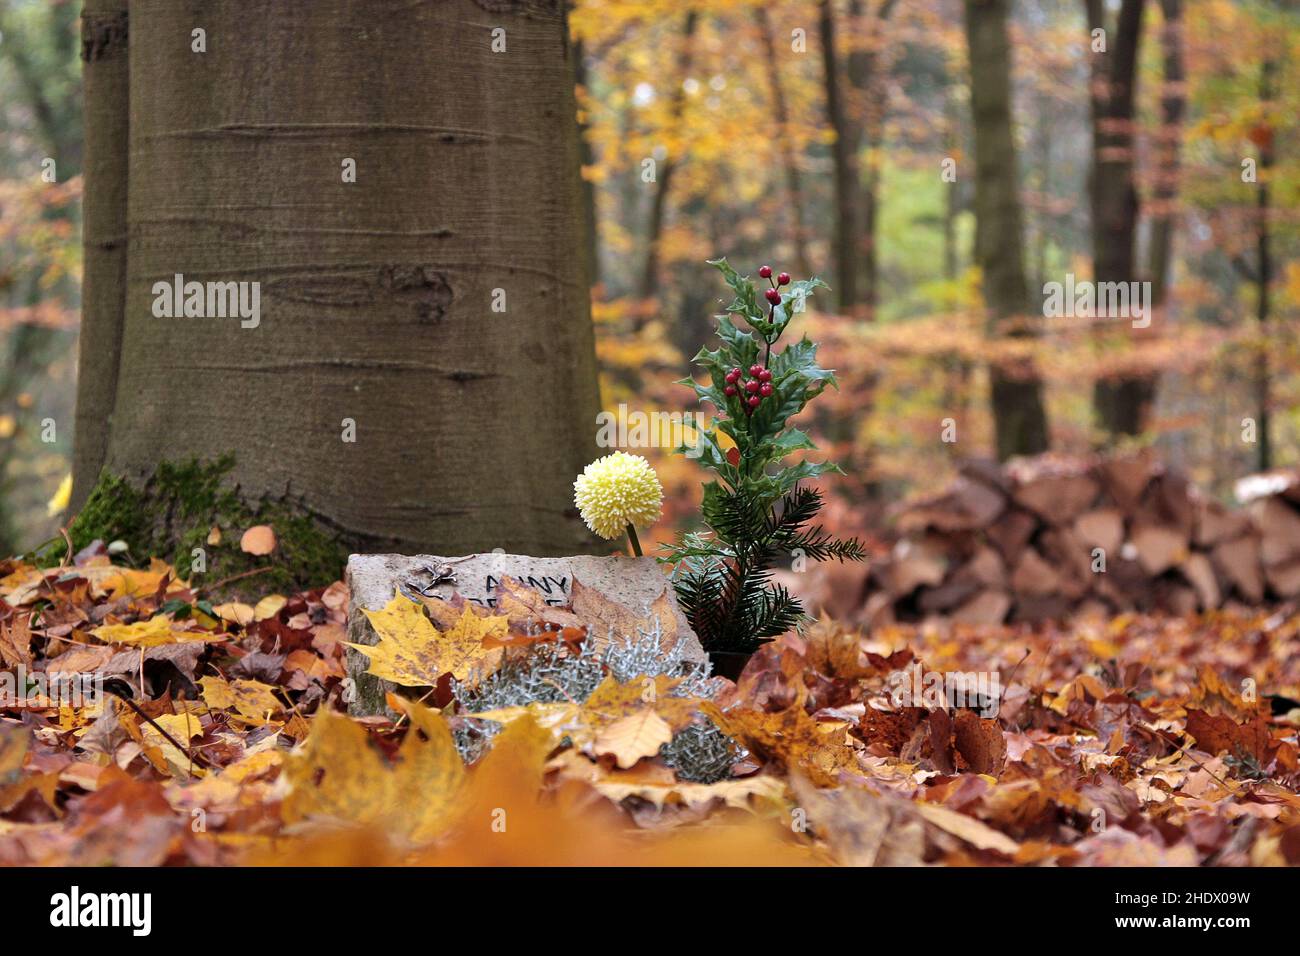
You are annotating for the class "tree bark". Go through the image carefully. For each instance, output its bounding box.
[1086,0,1152,439]
[963,0,1050,461]
[846,0,897,321]
[1145,0,1184,310]
[71,0,130,513]
[87,0,602,557]
[1253,57,1275,471]
[819,0,860,313]
[756,7,812,278]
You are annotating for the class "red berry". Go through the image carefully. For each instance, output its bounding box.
[758,368,772,382]
[745,379,760,394]
[724,385,737,396]
[758,265,773,279]
[760,383,773,397]
[749,363,764,376]
[747,395,762,408]
[726,447,741,467]
[725,368,741,384]
[765,288,781,304]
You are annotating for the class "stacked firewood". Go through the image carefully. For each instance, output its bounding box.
[847,454,1300,627]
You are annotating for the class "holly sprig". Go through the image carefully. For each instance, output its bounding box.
[665,259,865,654]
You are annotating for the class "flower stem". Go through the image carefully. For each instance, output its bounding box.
[626,524,643,557]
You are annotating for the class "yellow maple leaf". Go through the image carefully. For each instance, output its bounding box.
[349,595,506,686]
[719,705,858,787]
[90,616,176,647]
[199,676,283,722]
[281,699,465,844]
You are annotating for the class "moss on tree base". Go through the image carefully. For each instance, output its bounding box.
[60,455,349,595]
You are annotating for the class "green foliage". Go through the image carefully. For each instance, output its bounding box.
[665,260,865,653]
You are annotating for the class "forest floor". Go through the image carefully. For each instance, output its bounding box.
[1,550,1299,866]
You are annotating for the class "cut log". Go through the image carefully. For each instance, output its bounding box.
[1194,495,1251,548]
[1179,553,1222,610]
[1038,528,1093,600]
[1130,522,1189,576]
[886,537,948,596]
[952,545,1007,589]
[1138,472,1195,538]
[985,508,1038,566]
[1013,474,1100,524]
[895,476,1004,533]
[1250,496,1300,567]
[918,578,982,614]
[1010,549,1061,597]
[951,590,1012,625]
[1265,559,1300,600]
[1099,454,1155,512]
[1211,534,1264,604]
[1073,508,1124,556]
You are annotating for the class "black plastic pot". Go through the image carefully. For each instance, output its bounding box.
[708,650,753,682]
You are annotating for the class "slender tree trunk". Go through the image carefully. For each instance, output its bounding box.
[847,0,897,321]
[1146,0,1184,310]
[71,0,130,512]
[1086,0,1152,439]
[639,10,698,301]
[964,0,1050,460]
[85,0,602,557]
[1254,57,1276,471]
[819,0,860,313]
[756,7,812,277]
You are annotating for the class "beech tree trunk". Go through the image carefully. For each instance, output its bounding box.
[846,0,897,322]
[756,7,812,278]
[1253,57,1276,471]
[1086,0,1152,439]
[72,0,130,513]
[819,0,860,313]
[963,0,1050,461]
[79,0,603,557]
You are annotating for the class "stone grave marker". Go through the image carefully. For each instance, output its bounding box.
[345,552,704,715]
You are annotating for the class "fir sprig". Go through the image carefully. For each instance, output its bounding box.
[665,259,866,654]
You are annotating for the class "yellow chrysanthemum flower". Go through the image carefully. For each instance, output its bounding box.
[573,452,663,544]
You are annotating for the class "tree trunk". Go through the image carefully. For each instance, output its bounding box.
[1253,57,1276,471]
[756,7,812,278]
[638,10,698,301]
[963,0,1050,461]
[82,0,603,560]
[1145,0,1184,310]
[71,0,131,513]
[1086,0,1152,439]
[847,0,897,322]
[819,0,860,313]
